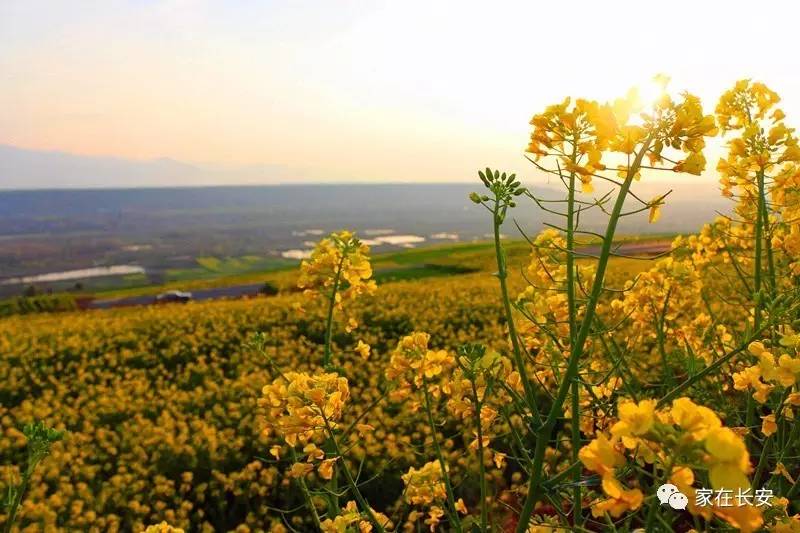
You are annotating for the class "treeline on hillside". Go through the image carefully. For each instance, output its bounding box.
[0,293,78,317]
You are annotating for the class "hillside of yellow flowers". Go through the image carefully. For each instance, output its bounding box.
[5,78,800,533]
[0,270,524,532]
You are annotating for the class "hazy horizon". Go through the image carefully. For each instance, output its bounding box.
[0,144,724,199]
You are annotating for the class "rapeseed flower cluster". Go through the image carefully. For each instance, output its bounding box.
[298,231,377,312]
[402,461,448,507]
[259,371,350,447]
[401,461,467,531]
[319,501,392,533]
[385,332,455,408]
[526,80,717,195]
[734,339,800,406]
[580,397,763,530]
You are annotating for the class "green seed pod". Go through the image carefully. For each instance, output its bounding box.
[469,192,482,204]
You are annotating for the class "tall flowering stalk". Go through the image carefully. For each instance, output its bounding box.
[475,79,718,531]
[449,343,519,531]
[298,231,376,369]
[257,353,389,531]
[2,422,63,533]
[711,80,800,329]
[256,230,388,531]
[686,81,800,498]
[386,332,463,531]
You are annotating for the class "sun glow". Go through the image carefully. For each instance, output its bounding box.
[632,74,671,112]
[2,1,800,187]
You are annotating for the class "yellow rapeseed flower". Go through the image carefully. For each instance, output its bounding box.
[355,340,371,360]
[670,397,721,440]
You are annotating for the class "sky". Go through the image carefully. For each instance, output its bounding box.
[1,0,800,186]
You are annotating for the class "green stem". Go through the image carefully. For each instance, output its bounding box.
[492,198,541,424]
[654,290,674,391]
[501,406,533,465]
[321,414,386,532]
[3,459,39,533]
[289,449,323,530]
[757,169,777,298]
[321,252,347,512]
[746,168,771,449]
[515,136,653,533]
[754,169,765,331]
[470,380,489,531]
[570,379,581,524]
[656,321,776,408]
[423,378,463,533]
[565,142,582,528]
[542,460,582,489]
[322,253,347,369]
[752,437,773,490]
[786,473,800,501]
[644,457,675,532]
[774,409,800,466]
[752,389,790,488]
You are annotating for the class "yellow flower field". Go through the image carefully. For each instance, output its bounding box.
[0,274,517,531]
[4,78,800,533]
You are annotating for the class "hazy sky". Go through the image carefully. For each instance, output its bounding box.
[2,0,800,185]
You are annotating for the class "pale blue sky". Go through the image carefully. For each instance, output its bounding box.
[2,0,799,185]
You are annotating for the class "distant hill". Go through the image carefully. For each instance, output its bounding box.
[0,144,296,189]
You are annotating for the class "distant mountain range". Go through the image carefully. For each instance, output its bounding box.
[0,144,727,205]
[0,144,299,189]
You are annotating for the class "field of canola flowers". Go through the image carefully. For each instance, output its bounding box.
[0,271,525,532]
[4,78,800,533]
